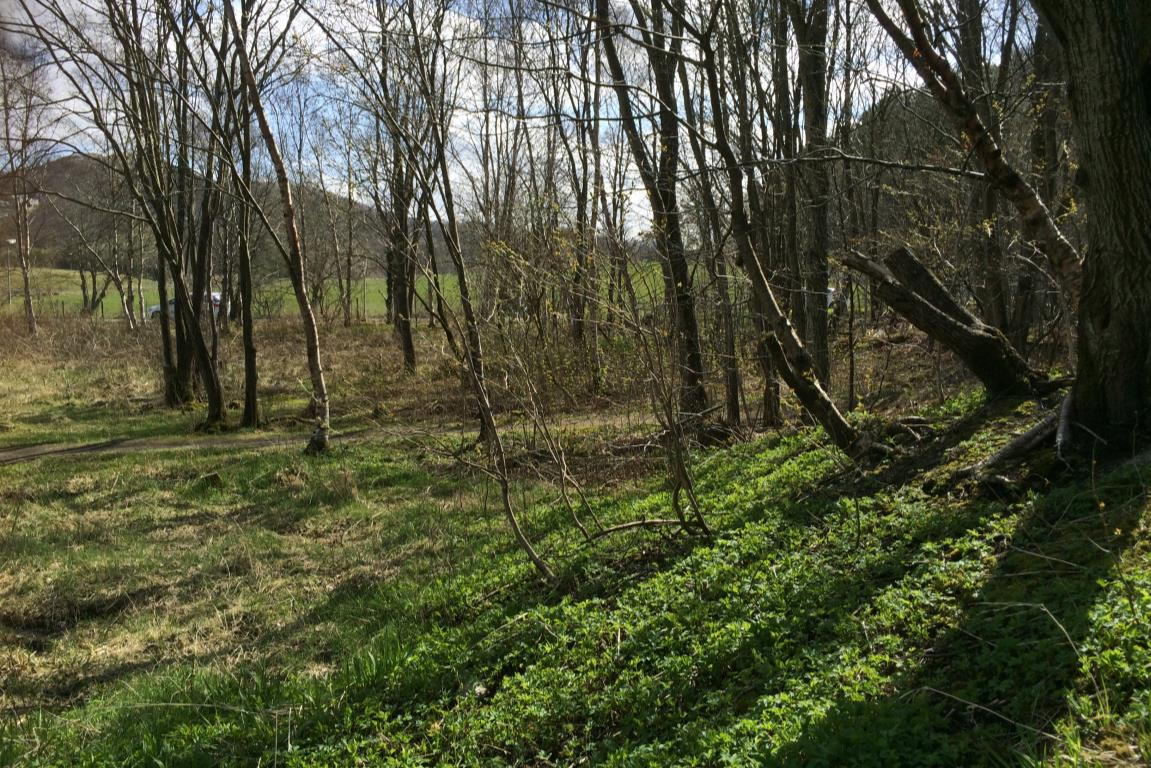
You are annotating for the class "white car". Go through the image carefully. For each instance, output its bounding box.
[148,292,221,319]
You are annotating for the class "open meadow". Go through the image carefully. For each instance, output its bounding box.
[0,267,455,325]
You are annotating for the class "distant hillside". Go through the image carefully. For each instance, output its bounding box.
[4,152,476,278]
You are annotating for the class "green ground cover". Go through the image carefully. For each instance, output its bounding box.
[0,328,1148,767]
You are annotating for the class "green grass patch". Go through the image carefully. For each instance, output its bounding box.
[3,393,1149,766]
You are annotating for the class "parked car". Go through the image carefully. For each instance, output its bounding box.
[148,292,221,319]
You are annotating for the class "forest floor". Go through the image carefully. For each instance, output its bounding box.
[1,317,1148,766]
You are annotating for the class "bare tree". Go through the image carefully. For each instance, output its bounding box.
[862,0,1081,306]
[223,0,330,453]
[10,0,229,423]
[595,0,709,418]
[787,0,833,384]
[0,46,53,335]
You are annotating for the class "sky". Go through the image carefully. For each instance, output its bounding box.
[0,0,1040,246]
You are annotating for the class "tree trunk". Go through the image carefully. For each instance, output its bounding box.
[678,58,740,426]
[692,24,860,453]
[238,98,260,429]
[15,196,36,335]
[391,145,417,373]
[227,0,329,452]
[238,213,260,428]
[171,268,195,407]
[956,0,1011,333]
[595,0,708,417]
[1031,0,1151,451]
[865,0,1083,306]
[788,0,832,384]
[18,257,35,335]
[156,250,179,406]
[843,248,1041,397]
[171,274,226,428]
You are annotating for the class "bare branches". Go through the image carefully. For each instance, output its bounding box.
[862,0,1082,307]
[224,0,330,453]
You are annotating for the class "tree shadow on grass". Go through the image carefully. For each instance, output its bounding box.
[485,459,1145,768]
[769,460,1148,767]
[17,404,1121,766]
[252,407,1048,754]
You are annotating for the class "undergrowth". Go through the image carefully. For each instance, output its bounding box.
[2,396,1149,766]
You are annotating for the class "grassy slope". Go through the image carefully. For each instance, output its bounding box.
[1,336,1149,766]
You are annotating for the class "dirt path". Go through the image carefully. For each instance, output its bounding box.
[0,430,365,466]
[0,408,655,468]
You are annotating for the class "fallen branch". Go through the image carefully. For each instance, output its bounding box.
[842,248,1044,397]
[587,518,698,542]
[954,410,1058,481]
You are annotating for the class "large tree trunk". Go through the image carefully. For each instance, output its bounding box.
[771,4,804,343]
[420,199,458,354]
[1031,0,1151,451]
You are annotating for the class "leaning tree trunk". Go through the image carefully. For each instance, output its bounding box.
[1031,0,1151,452]
[227,0,329,453]
[842,248,1042,397]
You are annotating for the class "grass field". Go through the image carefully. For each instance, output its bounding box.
[1,317,1149,766]
[0,259,673,325]
[0,267,464,323]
